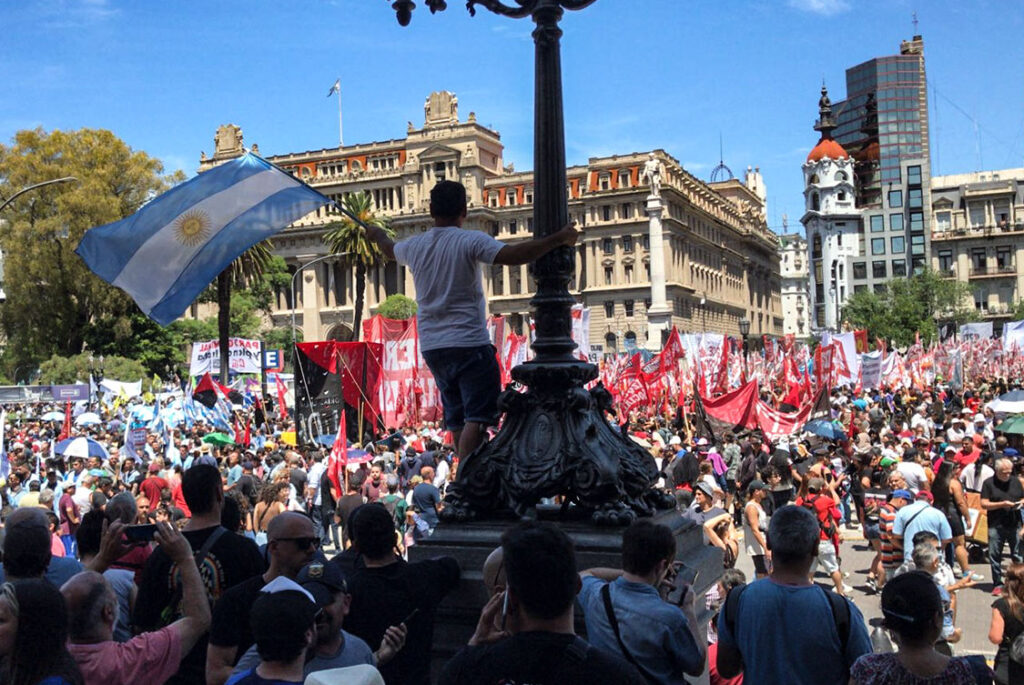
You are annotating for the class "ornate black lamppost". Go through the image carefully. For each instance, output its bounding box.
[390,0,673,524]
[738,317,750,376]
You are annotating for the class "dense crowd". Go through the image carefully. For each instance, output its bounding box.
[0,374,1021,685]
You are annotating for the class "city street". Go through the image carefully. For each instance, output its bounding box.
[732,527,1001,659]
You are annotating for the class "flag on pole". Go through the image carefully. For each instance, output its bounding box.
[327,78,340,97]
[327,409,348,495]
[76,153,330,326]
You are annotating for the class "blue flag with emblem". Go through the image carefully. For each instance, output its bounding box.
[76,153,330,326]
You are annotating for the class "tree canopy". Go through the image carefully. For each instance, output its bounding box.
[841,269,978,346]
[377,294,417,320]
[0,128,183,377]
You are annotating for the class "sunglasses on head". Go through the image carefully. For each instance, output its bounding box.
[274,536,321,550]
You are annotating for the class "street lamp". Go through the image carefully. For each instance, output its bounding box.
[290,254,345,346]
[0,177,78,214]
[738,317,750,376]
[393,0,672,525]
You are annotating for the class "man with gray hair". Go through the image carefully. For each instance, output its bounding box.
[716,505,871,684]
[981,456,1024,595]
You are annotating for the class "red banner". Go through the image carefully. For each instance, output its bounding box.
[362,315,442,429]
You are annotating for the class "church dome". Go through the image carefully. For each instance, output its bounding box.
[806,138,849,163]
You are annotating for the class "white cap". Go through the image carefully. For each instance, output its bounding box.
[974,414,986,423]
[669,436,682,446]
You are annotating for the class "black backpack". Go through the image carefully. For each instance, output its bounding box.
[802,495,838,540]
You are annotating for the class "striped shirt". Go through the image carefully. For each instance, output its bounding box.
[878,503,902,568]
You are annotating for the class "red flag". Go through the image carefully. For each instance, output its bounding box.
[327,409,348,495]
[658,326,685,376]
[854,329,869,354]
[242,418,251,448]
[59,401,72,441]
[274,374,289,420]
[713,340,731,395]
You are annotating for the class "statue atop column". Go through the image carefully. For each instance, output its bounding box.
[641,152,662,198]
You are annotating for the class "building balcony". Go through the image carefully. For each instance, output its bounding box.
[981,303,1014,318]
[937,268,956,279]
[932,222,1024,241]
[969,265,1017,279]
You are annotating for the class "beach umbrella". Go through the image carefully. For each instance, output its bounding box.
[802,419,848,442]
[75,412,102,427]
[201,432,235,447]
[996,415,1024,435]
[55,436,109,460]
[41,411,66,422]
[987,389,1024,415]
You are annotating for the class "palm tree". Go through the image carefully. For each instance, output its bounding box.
[216,240,274,381]
[323,192,394,341]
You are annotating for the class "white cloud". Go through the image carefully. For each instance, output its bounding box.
[787,0,851,16]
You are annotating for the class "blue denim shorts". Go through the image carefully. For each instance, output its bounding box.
[421,345,501,431]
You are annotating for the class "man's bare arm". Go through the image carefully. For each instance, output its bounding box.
[493,222,579,265]
[365,224,395,260]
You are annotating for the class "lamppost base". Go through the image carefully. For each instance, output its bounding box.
[440,359,676,526]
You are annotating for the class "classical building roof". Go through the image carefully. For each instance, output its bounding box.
[806,138,850,163]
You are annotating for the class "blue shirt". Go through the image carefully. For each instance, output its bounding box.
[0,556,84,588]
[578,576,703,683]
[716,579,871,685]
[225,669,301,685]
[892,500,952,545]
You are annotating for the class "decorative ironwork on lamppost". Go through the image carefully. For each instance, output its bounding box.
[390,0,674,525]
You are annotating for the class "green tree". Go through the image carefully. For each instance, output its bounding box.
[213,242,274,381]
[842,269,977,347]
[377,294,417,320]
[38,352,150,388]
[0,128,183,377]
[323,192,394,341]
[1011,299,1024,321]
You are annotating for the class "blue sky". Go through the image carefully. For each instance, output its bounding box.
[3,0,1023,237]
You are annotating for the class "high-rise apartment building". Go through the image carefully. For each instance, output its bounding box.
[803,36,932,331]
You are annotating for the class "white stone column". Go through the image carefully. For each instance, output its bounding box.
[301,261,321,340]
[645,194,672,349]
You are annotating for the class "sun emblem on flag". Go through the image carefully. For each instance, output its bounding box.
[174,209,211,247]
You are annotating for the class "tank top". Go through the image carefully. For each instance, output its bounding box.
[743,500,768,556]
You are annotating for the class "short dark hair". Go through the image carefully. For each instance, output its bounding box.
[181,464,222,515]
[350,504,396,559]
[429,180,467,223]
[880,571,941,644]
[3,520,51,578]
[502,521,576,620]
[75,510,107,558]
[622,520,675,576]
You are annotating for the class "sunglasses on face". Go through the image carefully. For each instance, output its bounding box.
[274,537,321,550]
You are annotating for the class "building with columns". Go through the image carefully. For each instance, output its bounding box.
[194,91,782,348]
[930,168,1024,331]
[779,233,810,338]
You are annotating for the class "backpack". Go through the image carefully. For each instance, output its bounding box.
[802,495,838,540]
[1011,630,1024,664]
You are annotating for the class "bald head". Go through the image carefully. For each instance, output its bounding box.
[61,571,116,642]
[482,547,506,597]
[266,511,313,540]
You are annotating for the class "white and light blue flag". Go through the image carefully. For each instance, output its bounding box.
[76,153,330,325]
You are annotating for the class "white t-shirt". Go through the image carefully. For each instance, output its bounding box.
[896,460,928,493]
[393,227,505,352]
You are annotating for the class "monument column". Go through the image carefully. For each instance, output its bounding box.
[645,193,672,348]
[300,257,321,340]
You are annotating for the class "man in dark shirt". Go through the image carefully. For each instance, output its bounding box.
[336,473,366,549]
[133,464,265,685]
[344,503,459,685]
[441,520,645,685]
[981,457,1024,593]
[206,512,318,685]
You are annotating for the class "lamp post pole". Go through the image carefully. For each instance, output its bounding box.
[390,0,673,525]
[290,254,346,347]
[0,177,78,214]
[739,317,750,378]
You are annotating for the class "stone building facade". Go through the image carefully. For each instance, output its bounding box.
[194,92,781,348]
[930,168,1024,330]
[779,233,810,338]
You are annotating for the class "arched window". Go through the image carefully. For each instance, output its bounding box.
[811,234,822,259]
[811,193,820,211]
[604,332,617,352]
[835,170,848,182]
[809,173,819,184]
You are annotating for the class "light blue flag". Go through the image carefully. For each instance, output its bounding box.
[76,153,330,325]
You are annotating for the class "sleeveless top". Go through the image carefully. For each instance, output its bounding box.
[743,501,767,556]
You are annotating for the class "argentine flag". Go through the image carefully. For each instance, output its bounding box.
[76,153,329,325]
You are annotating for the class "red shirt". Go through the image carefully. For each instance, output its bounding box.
[139,476,169,505]
[954,448,979,469]
[795,494,841,542]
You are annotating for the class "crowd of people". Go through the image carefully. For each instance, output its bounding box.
[0,375,1018,684]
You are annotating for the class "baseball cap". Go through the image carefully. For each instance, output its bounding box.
[250,587,319,656]
[916,491,934,503]
[296,561,348,607]
[974,414,986,423]
[747,479,767,492]
[668,435,682,446]
[694,481,714,498]
[891,489,912,501]
[148,462,161,473]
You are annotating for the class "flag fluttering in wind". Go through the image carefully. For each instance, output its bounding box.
[76,153,330,325]
[327,78,341,97]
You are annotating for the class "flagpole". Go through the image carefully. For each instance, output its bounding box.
[337,85,344,147]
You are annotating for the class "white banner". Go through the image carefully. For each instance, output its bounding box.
[959,321,994,340]
[860,351,882,390]
[190,338,262,376]
[571,305,591,361]
[1002,319,1024,350]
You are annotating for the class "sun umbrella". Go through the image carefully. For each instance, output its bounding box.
[55,436,110,460]
[987,389,1024,415]
[996,415,1024,435]
[201,432,235,447]
[75,412,102,427]
[41,411,66,422]
[802,419,848,442]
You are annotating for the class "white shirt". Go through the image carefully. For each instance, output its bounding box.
[896,461,928,493]
[393,227,505,352]
[960,463,994,492]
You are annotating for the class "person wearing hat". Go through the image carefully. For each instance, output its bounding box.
[228,586,320,685]
[743,480,771,578]
[796,478,851,596]
[57,480,80,557]
[229,562,406,680]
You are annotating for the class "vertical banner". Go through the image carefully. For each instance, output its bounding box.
[363,315,442,429]
[571,305,591,361]
[860,351,882,390]
[335,342,384,437]
[294,342,343,446]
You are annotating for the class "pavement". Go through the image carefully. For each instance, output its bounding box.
[731,525,999,659]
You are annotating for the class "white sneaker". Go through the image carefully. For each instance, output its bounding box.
[834,583,855,595]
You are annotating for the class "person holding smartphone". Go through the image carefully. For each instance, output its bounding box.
[577,520,705,684]
[981,457,1024,595]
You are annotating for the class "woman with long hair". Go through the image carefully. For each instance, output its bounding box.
[252,482,289,545]
[988,562,1024,685]
[851,571,991,684]
[0,579,83,685]
[932,459,979,580]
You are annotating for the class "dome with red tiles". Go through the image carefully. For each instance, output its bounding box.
[806,138,849,163]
